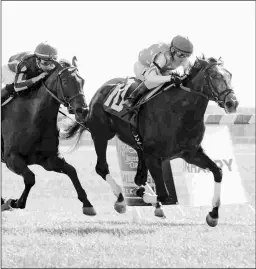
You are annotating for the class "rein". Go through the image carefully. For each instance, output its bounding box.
[178,62,234,107]
[42,67,89,130]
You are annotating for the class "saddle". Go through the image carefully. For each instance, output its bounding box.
[103,77,168,149]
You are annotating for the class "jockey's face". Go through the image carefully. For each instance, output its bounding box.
[171,48,191,69]
[37,58,56,72]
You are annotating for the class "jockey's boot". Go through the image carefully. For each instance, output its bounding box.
[1,84,15,104]
[123,83,149,109]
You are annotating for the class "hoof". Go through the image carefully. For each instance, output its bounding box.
[114,200,127,214]
[1,199,14,212]
[206,213,218,227]
[132,186,145,198]
[154,207,166,218]
[83,206,97,216]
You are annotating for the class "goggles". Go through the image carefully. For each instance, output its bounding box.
[175,50,191,59]
[37,58,55,66]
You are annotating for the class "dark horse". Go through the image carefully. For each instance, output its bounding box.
[62,55,239,226]
[1,59,96,215]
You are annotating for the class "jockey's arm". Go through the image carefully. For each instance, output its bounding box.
[145,53,173,86]
[14,63,39,92]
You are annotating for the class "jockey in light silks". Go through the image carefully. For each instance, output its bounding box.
[1,42,59,104]
[123,35,194,109]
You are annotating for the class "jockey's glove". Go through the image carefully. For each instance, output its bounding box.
[32,72,48,83]
[170,75,182,87]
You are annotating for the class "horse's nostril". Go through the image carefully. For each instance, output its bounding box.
[226,101,233,108]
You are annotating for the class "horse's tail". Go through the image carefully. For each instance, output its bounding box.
[60,121,81,140]
[60,121,90,152]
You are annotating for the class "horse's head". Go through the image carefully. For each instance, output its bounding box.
[44,61,87,123]
[186,55,239,113]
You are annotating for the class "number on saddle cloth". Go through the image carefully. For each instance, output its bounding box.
[104,78,135,112]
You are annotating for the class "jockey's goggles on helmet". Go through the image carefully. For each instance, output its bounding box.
[175,50,191,59]
[37,57,55,66]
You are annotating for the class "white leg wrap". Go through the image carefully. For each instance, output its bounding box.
[143,193,157,204]
[144,182,156,195]
[106,174,122,197]
[212,182,221,207]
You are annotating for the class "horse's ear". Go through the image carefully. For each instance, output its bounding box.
[218,56,224,64]
[72,56,78,67]
[194,57,201,68]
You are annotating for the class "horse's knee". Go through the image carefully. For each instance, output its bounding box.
[42,156,66,171]
[95,161,109,179]
[22,170,35,187]
[212,166,223,183]
[134,169,147,186]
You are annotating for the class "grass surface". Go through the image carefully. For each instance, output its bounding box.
[1,145,255,268]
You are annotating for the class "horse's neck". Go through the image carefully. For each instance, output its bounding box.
[12,82,60,123]
[164,87,209,121]
[35,84,60,120]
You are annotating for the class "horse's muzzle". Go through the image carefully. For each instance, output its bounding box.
[75,107,89,122]
[224,93,239,114]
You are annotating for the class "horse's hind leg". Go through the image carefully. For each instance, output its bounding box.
[92,135,126,214]
[4,153,35,209]
[182,146,222,227]
[40,155,96,216]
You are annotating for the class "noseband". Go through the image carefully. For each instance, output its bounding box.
[42,67,85,110]
[184,62,234,107]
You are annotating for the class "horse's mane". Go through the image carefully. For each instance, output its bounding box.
[186,54,221,76]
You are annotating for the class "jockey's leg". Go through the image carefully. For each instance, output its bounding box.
[182,146,222,227]
[123,82,150,109]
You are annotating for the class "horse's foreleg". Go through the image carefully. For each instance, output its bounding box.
[133,149,159,202]
[5,153,35,209]
[40,156,96,216]
[183,147,222,227]
[144,153,169,202]
[134,149,148,186]
[93,136,126,214]
[143,153,170,218]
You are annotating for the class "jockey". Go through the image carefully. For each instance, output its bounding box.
[1,42,58,102]
[123,35,194,109]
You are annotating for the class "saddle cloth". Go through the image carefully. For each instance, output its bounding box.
[103,77,163,127]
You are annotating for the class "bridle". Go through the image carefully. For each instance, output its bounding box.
[181,61,234,108]
[42,66,85,111]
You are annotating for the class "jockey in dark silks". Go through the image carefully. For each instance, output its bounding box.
[1,42,58,102]
[123,35,194,109]
[1,43,89,116]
